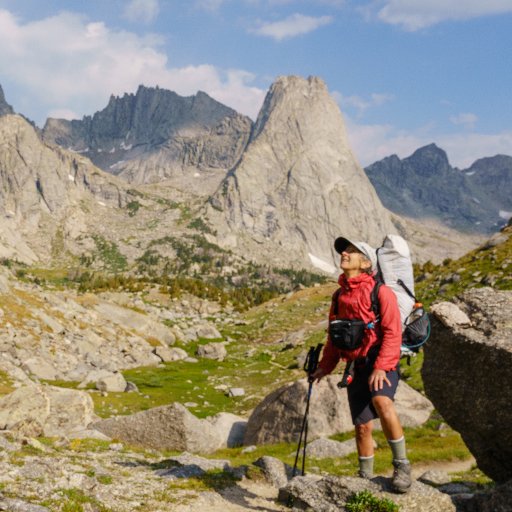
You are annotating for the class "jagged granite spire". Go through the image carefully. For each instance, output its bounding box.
[42,86,253,189]
[208,75,396,271]
[0,85,14,116]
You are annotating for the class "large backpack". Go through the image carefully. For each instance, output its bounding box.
[372,235,430,357]
[330,235,430,357]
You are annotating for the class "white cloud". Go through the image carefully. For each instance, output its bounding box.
[251,13,333,41]
[337,91,394,117]
[373,0,512,31]
[47,108,81,120]
[0,9,266,124]
[343,115,512,169]
[438,132,512,168]
[344,117,423,166]
[123,0,160,24]
[268,0,345,5]
[449,112,478,129]
[195,0,227,11]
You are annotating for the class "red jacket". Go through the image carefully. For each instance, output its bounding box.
[319,272,402,373]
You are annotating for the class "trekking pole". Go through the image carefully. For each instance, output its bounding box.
[291,343,323,478]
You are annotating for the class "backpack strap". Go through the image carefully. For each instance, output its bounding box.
[397,278,418,302]
[331,287,342,317]
[370,279,383,323]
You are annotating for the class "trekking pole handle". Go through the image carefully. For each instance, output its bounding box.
[304,343,323,381]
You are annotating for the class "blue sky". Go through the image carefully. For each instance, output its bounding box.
[0,0,511,167]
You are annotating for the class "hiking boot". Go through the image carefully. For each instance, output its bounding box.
[357,469,373,479]
[391,460,412,493]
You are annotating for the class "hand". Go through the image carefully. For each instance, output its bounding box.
[310,367,327,383]
[368,369,391,392]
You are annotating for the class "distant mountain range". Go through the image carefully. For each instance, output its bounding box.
[364,144,511,233]
[0,77,496,271]
[42,86,252,192]
[39,84,510,236]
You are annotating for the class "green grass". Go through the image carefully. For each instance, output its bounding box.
[450,465,494,489]
[415,227,512,307]
[126,200,141,216]
[92,340,304,418]
[162,468,240,492]
[78,285,339,419]
[91,235,128,272]
[397,351,424,393]
[346,490,400,512]
[40,488,112,512]
[65,438,112,453]
[0,370,14,395]
[212,416,472,479]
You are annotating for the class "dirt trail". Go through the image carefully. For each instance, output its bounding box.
[409,457,477,479]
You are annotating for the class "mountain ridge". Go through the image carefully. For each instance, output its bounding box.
[0,78,485,270]
[42,85,253,191]
[365,143,512,233]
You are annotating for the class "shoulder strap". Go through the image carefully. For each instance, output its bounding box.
[370,280,383,322]
[332,288,342,317]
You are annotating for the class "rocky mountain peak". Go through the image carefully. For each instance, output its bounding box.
[250,76,328,139]
[365,144,512,233]
[466,154,512,175]
[42,85,253,189]
[407,143,451,175]
[208,75,396,271]
[0,84,14,116]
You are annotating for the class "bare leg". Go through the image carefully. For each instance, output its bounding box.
[372,395,403,440]
[355,420,374,457]
[373,395,412,492]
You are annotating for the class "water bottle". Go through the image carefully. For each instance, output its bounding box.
[407,302,424,324]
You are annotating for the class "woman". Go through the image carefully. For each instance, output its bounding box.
[311,236,412,493]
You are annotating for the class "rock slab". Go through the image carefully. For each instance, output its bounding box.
[0,385,97,436]
[279,474,455,512]
[422,288,512,482]
[92,402,221,453]
[244,376,432,446]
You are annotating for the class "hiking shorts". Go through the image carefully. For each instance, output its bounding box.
[347,353,400,426]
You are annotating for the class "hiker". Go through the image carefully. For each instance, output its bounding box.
[311,237,412,493]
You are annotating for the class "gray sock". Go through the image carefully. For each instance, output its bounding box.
[358,455,374,476]
[388,436,408,462]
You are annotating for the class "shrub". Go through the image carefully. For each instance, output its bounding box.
[126,200,141,217]
[346,490,400,512]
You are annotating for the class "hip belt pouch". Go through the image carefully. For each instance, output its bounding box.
[329,318,366,350]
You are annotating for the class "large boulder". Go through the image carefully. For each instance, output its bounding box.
[243,376,431,445]
[21,356,58,380]
[41,386,98,436]
[206,412,246,448]
[92,402,221,453]
[195,342,227,361]
[244,376,351,445]
[393,379,434,427]
[95,372,127,393]
[422,288,512,483]
[460,479,512,512]
[279,474,455,512]
[0,385,97,436]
